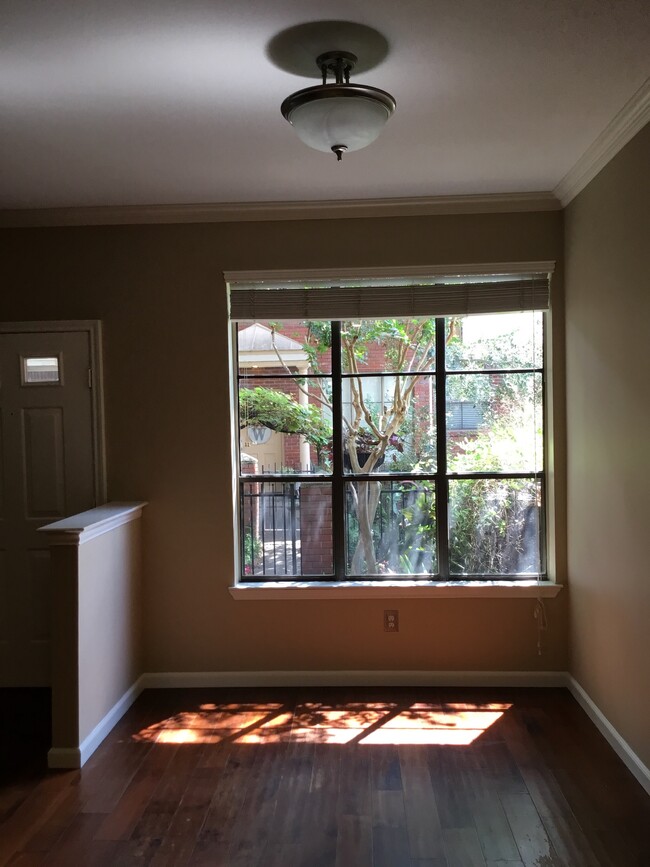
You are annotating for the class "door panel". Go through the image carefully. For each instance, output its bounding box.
[0,329,98,686]
[23,407,67,518]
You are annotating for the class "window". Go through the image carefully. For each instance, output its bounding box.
[22,356,61,385]
[230,273,548,584]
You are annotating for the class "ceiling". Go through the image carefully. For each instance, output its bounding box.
[1,0,648,213]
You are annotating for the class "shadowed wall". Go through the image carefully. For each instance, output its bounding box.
[0,210,567,675]
[565,122,650,769]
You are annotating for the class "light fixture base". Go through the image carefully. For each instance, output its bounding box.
[331,144,348,161]
[317,51,357,84]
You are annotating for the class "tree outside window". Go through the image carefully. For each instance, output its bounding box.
[236,312,544,581]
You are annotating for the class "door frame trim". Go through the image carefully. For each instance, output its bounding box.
[0,320,107,504]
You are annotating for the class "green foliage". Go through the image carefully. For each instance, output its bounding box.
[449,477,538,574]
[243,528,262,575]
[396,485,437,574]
[341,318,436,372]
[304,321,332,372]
[239,386,331,454]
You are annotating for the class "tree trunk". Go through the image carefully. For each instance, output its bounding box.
[350,480,381,574]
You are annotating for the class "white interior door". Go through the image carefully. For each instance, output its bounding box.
[0,328,99,686]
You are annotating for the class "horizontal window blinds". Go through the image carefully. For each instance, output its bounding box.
[229,275,550,321]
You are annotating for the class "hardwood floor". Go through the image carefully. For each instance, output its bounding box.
[1,687,648,866]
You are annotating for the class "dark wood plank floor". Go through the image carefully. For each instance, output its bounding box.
[1,687,648,866]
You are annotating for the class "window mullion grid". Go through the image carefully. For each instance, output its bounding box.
[235,313,547,584]
[435,317,449,579]
[330,321,347,578]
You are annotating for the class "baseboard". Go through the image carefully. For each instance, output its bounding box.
[47,747,81,769]
[47,674,145,769]
[140,670,567,689]
[566,675,650,796]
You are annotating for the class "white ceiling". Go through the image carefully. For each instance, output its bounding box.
[1,0,648,211]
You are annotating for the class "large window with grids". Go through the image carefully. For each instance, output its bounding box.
[230,273,548,583]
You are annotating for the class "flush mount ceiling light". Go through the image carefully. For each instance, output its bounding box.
[281,50,396,161]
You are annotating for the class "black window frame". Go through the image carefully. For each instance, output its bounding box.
[236,315,547,584]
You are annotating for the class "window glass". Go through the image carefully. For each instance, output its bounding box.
[342,375,436,474]
[341,318,436,373]
[238,376,332,475]
[449,478,542,575]
[446,312,543,370]
[446,373,543,473]
[345,480,437,576]
[240,481,333,577]
[237,320,331,376]
[235,312,546,583]
[23,356,60,384]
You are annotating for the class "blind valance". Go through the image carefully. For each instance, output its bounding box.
[229,274,550,321]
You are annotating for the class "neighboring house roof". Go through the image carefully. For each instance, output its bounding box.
[238,323,302,352]
[238,323,309,368]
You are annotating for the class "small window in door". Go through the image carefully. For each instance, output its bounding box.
[22,356,61,385]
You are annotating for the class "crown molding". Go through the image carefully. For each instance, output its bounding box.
[0,191,560,229]
[554,77,650,206]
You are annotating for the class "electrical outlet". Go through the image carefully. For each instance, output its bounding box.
[384,609,399,632]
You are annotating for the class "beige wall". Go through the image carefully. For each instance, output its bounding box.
[565,122,650,767]
[0,211,567,674]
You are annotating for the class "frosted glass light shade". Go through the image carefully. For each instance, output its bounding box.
[282,84,395,154]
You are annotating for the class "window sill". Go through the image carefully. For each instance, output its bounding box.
[229,580,563,601]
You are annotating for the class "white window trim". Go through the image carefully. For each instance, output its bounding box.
[226,262,560,592]
[229,581,562,600]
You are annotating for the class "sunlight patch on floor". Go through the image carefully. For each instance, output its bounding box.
[132,701,511,746]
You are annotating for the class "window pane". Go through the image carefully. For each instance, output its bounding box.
[345,480,437,576]
[240,481,332,577]
[239,377,332,475]
[341,318,436,373]
[449,478,542,575]
[23,356,60,384]
[237,319,331,374]
[342,375,437,474]
[447,373,543,473]
[445,312,543,370]
[234,311,547,585]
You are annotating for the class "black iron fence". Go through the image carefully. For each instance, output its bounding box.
[345,480,436,575]
[241,480,436,578]
[241,482,300,576]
